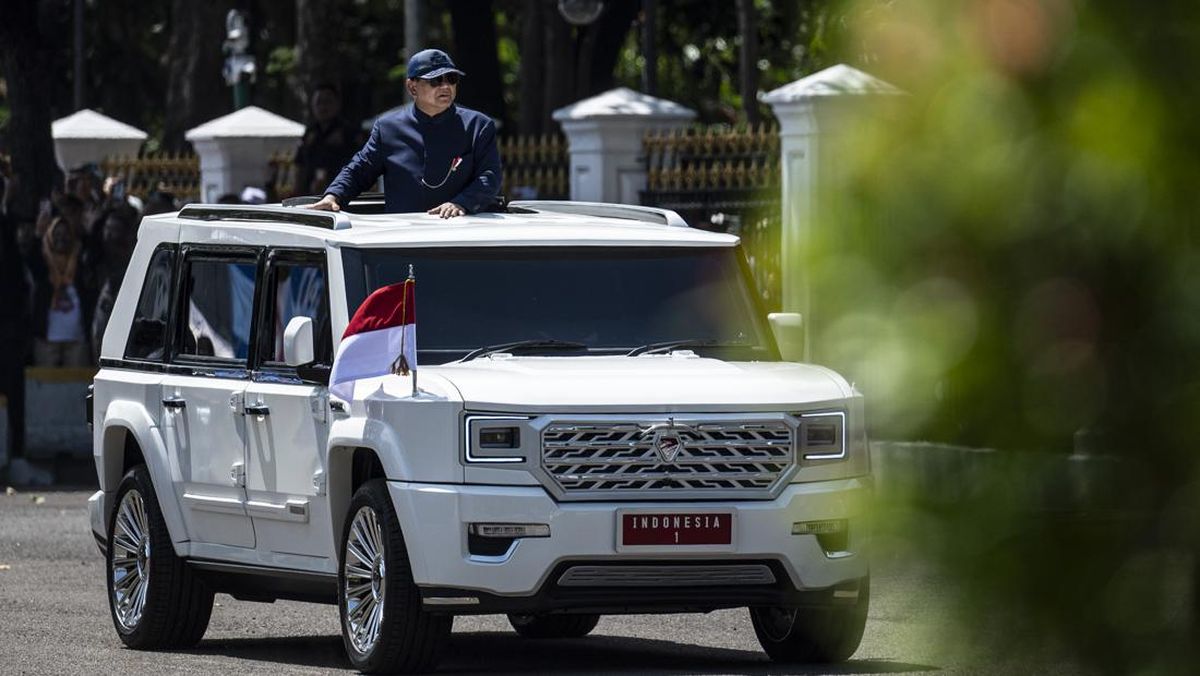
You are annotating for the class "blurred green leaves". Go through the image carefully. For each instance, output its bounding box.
[816,0,1200,670]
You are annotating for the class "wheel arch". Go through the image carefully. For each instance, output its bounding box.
[326,444,388,549]
[100,401,189,556]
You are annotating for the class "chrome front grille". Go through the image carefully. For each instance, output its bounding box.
[540,419,794,499]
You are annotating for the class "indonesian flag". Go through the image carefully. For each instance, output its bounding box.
[329,273,416,400]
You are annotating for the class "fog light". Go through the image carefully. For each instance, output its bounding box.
[469,523,551,538]
[793,519,850,554]
[468,523,550,557]
[791,519,846,535]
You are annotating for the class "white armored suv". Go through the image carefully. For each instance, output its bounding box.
[88,197,871,673]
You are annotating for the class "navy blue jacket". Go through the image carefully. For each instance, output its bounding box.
[324,104,501,214]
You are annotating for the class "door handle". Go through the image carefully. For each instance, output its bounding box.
[162,397,187,410]
[244,404,270,416]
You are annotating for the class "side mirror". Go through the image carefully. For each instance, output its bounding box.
[768,312,805,361]
[283,316,315,367]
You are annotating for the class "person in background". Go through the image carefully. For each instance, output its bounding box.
[89,204,139,363]
[308,49,500,218]
[0,200,46,485]
[240,186,267,205]
[33,204,93,367]
[67,165,104,236]
[15,216,44,323]
[143,189,177,216]
[294,83,364,197]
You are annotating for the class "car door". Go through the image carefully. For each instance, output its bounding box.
[243,249,335,566]
[161,248,261,549]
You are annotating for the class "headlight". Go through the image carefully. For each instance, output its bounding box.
[463,414,531,463]
[798,411,846,460]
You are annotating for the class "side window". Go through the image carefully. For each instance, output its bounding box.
[178,257,257,363]
[125,246,176,361]
[261,259,332,366]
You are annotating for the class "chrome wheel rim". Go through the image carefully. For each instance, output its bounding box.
[759,607,798,642]
[110,489,150,630]
[343,506,386,654]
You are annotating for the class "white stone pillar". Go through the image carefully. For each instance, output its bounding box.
[185,106,305,203]
[553,87,695,204]
[51,109,147,171]
[762,65,902,355]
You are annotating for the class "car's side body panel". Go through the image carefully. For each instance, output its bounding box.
[95,393,189,556]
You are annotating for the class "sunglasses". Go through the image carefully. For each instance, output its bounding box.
[421,73,460,87]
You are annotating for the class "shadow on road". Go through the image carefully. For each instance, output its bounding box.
[184,631,938,674]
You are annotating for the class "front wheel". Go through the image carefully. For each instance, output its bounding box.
[507,613,600,639]
[338,479,452,673]
[106,465,214,648]
[749,577,870,663]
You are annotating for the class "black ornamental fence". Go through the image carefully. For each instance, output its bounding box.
[101,152,202,202]
[640,124,782,311]
[498,133,569,201]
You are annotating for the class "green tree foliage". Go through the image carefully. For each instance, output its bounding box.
[613,0,845,123]
[814,0,1200,669]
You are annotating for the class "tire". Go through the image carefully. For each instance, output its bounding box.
[507,613,600,639]
[749,576,870,663]
[338,479,452,674]
[106,465,214,649]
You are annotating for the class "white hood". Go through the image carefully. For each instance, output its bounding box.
[423,354,853,412]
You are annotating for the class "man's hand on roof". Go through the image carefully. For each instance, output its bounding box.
[428,202,465,219]
[307,194,341,212]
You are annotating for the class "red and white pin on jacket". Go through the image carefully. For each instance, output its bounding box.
[330,266,417,400]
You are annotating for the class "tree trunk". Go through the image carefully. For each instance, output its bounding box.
[163,0,235,151]
[641,0,657,96]
[0,0,62,219]
[736,0,760,125]
[448,0,508,129]
[404,0,426,62]
[296,0,340,104]
[542,1,575,131]
[517,0,546,135]
[578,0,639,98]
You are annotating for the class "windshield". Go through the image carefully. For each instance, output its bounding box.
[342,246,777,364]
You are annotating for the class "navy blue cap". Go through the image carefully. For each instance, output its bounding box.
[406,49,465,80]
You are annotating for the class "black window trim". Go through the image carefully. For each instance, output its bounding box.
[170,244,265,378]
[122,243,180,364]
[252,247,331,384]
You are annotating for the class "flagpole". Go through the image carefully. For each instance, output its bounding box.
[408,264,417,398]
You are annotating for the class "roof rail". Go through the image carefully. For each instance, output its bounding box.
[282,192,387,208]
[178,204,352,230]
[282,192,387,214]
[508,200,690,228]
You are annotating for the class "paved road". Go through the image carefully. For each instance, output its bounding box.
[0,490,1074,675]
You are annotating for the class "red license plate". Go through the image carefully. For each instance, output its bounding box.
[621,512,732,546]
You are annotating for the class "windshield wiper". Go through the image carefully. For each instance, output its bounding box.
[626,339,750,357]
[459,339,589,362]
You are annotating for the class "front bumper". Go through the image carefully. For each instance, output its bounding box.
[387,478,870,612]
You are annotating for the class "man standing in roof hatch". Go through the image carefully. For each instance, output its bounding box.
[308,49,501,218]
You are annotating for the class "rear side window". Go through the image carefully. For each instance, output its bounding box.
[124,246,176,361]
[178,257,257,363]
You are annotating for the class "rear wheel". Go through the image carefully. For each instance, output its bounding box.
[507,613,601,639]
[338,479,452,673]
[750,577,869,663]
[106,465,214,648]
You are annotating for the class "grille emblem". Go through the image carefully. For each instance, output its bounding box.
[643,420,686,463]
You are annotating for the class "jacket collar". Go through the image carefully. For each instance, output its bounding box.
[412,103,456,125]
